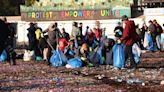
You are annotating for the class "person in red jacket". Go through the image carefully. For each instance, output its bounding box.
[119,15,138,69]
[95,21,102,42]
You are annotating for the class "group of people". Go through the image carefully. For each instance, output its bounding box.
[1,15,164,69]
[26,15,141,69]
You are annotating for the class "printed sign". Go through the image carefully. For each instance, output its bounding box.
[21,8,131,21]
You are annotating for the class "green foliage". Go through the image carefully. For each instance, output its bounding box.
[21,0,132,12]
[0,0,21,16]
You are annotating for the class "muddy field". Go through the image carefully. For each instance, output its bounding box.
[0,51,164,92]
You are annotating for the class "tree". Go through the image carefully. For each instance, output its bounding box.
[0,0,22,16]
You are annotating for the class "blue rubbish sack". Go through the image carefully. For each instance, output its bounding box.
[50,48,67,67]
[146,33,154,51]
[112,44,125,69]
[144,32,153,50]
[89,46,103,65]
[0,50,7,62]
[67,58,82,68]
[89,41,104,65]
[89,50,100,65]
[105,50,113,65]
[97,47,103,65]
[132,43,141,64]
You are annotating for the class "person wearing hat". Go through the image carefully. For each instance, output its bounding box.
[44,22,62,65]
[118,15,139,69]
[27,22,37,51]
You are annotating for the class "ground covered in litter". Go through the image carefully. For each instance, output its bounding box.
[0,51,164,92]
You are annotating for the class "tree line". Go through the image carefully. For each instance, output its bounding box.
[0,0,25,16]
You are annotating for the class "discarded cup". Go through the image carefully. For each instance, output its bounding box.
[116,78,123,83]
[127,79,145,86]
[115,89,122,92]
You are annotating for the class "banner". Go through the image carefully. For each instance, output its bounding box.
[21,8,131,21]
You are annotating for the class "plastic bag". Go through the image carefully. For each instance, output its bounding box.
[23,50,35,61]
[156,35,161,49]
[50,48,67,67]
[89,39,105,65]
[97,47,103,65]
[112,44,125,69]
[0,50,7,62]
[89,47,101,65]
[105,50,113,65]
[160,33,164,51]
[144,32,154,50]
[66,57,82,68]
[132,43,141,64]
[147,33,154,50]
[143,32,149,48]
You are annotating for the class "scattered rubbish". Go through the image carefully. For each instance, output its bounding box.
[127,79,145,86]
[48,89,54,92]
[115,78,123,83]
[95,74,105,80]
[149,80,161,85]
[0,50,164,91]
[138,68,146,72]
[115,89,122,92]
[130,73,135,77]
[161,80,164,85]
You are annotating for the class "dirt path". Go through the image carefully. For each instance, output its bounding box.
[0,52,164,92]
